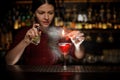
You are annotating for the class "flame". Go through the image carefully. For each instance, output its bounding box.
[62,29,70,41]
[62,29,65,37]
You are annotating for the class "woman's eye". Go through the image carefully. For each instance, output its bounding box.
[38,12,44,14]
[37,11,54,15]
[49,12,54,15]
[48,11,55,15]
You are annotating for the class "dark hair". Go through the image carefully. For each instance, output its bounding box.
[32,0,56,13]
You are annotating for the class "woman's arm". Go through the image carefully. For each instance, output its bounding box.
[5,40,29,65]
[67,30,85,59]
[5,24,41,65]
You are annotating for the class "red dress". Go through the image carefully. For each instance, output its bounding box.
[9,27,75,65]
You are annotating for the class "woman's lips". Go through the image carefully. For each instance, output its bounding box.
[42,21,49,25]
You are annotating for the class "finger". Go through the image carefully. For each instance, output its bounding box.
[66,31,77,39]
[25,31,32,41]
[27,28,37,39]
[38,31,42,36]
[27,30,34,39]
[33,23,40,28]
[67,30,82,38]
[32,27,39,36]
[33,23,42,32]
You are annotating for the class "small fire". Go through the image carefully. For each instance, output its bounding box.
[62,29,69,41]
[62,29,65,37]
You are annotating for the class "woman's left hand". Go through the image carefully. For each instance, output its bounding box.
[66,30,85,48]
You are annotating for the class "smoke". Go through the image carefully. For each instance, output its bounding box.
[46,26,63,61]
[47,26,62,40]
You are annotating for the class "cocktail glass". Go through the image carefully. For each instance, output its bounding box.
[58,42,71,70]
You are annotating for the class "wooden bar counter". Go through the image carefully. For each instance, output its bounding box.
[0,64,120,80]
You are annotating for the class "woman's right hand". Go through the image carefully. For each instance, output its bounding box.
[23,23,41,45]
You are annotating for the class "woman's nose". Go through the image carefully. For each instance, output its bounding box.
[44,14,49,20]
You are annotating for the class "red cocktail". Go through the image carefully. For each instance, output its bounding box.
[58,42,71,56]
[58,42,71,70]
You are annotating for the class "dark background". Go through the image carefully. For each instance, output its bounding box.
[0,0,15,23]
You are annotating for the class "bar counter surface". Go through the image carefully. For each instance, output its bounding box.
[0,64,120,80]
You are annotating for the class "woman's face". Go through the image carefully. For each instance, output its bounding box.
[35,3,55,28]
